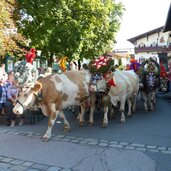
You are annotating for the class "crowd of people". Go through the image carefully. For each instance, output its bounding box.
[0,64,24,127]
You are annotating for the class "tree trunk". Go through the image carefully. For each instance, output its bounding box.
[48,53,54,67]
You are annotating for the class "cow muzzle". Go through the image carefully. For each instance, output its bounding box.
[13,108,23,115]
[89,86,95,92]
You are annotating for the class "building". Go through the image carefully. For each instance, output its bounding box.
[112,48,134,66]
[127,3,171,64]
[127,26,171,64]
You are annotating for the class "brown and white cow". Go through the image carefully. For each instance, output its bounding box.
[90,70,139,123]
[13,70,94,141]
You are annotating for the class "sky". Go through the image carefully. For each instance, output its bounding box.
[114,0,171,50]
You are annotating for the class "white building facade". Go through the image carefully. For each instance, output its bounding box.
[128,26,171,64]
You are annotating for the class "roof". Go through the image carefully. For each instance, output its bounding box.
[113,52,132,59]
[163,3,171,32]
[127,26,164,44]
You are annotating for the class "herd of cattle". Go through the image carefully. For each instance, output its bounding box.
[12,58,164,141]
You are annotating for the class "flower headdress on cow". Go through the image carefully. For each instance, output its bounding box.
[88,56,114,75]
[129,58,141,73]
[88,56,115,86]
[25,47,36,64]
[143,58,160,75]
[13,61,38,86]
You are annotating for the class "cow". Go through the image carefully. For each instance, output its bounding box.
[13,70,105,141]
[89,70,139,123]
[139,60,160,111]
[85,73,114,128]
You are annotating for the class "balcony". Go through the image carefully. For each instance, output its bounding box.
[135,45,171,53]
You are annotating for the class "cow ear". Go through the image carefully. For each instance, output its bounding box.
[82,63,88,70]
[31,82,42,93]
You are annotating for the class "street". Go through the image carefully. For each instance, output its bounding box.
[0,93,171,171]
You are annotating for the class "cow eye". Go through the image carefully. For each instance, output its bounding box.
[24,94,27,97]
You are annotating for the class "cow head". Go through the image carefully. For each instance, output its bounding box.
[89,73,107,93]
[13,82,42,115]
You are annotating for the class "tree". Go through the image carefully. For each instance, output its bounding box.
[0,0,26,58]
[15,0,124,64]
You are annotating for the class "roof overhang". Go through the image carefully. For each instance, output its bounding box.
[163,3,171,32]
[127,26,164,44]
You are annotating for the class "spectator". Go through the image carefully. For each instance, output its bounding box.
[5,78,24,127]
[39,66,46,75]
[44,67,52,76]
[0,76,7,116]
[167,59,171,100]
[0,63,8,82]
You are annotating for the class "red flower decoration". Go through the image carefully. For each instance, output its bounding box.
[107,78,116,87]
[26,48,36,64]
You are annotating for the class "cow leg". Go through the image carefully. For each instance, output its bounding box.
[59,111,71,132]
[88,94,96,126]
[102,106,109,128]
[127,98,132,117]
[43,111,59,142]
[144,99,148,111]
[153,91,157,105]
[79,102,86,126]
[142,91,148,111]
[132,94,137,113]
[149,91,156,111]
[109,105,115,119]
[101,95,110,127]
[120,97,126,123]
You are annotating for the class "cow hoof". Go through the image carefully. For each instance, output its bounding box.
[64,126,71,132]
[120,120,125,124]
[128,115,132,118]
[79,121,84,127]
[42,136,50,142]
[110,115,116,120]
[102,123,107,128]
[88,122,93,127]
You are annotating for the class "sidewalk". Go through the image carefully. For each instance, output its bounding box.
[0,127,156,171]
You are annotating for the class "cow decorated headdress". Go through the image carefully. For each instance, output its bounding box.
[87,56,115,87]
[13,61,38,86]
[88,56,114,75]
[129,58,141,73]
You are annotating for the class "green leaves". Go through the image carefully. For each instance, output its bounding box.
[0,0,26,57]
[15,0,124,61]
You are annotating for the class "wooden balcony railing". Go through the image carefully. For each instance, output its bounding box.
[135,45,171,53]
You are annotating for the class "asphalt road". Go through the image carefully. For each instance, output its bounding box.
[0,93,171,171]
